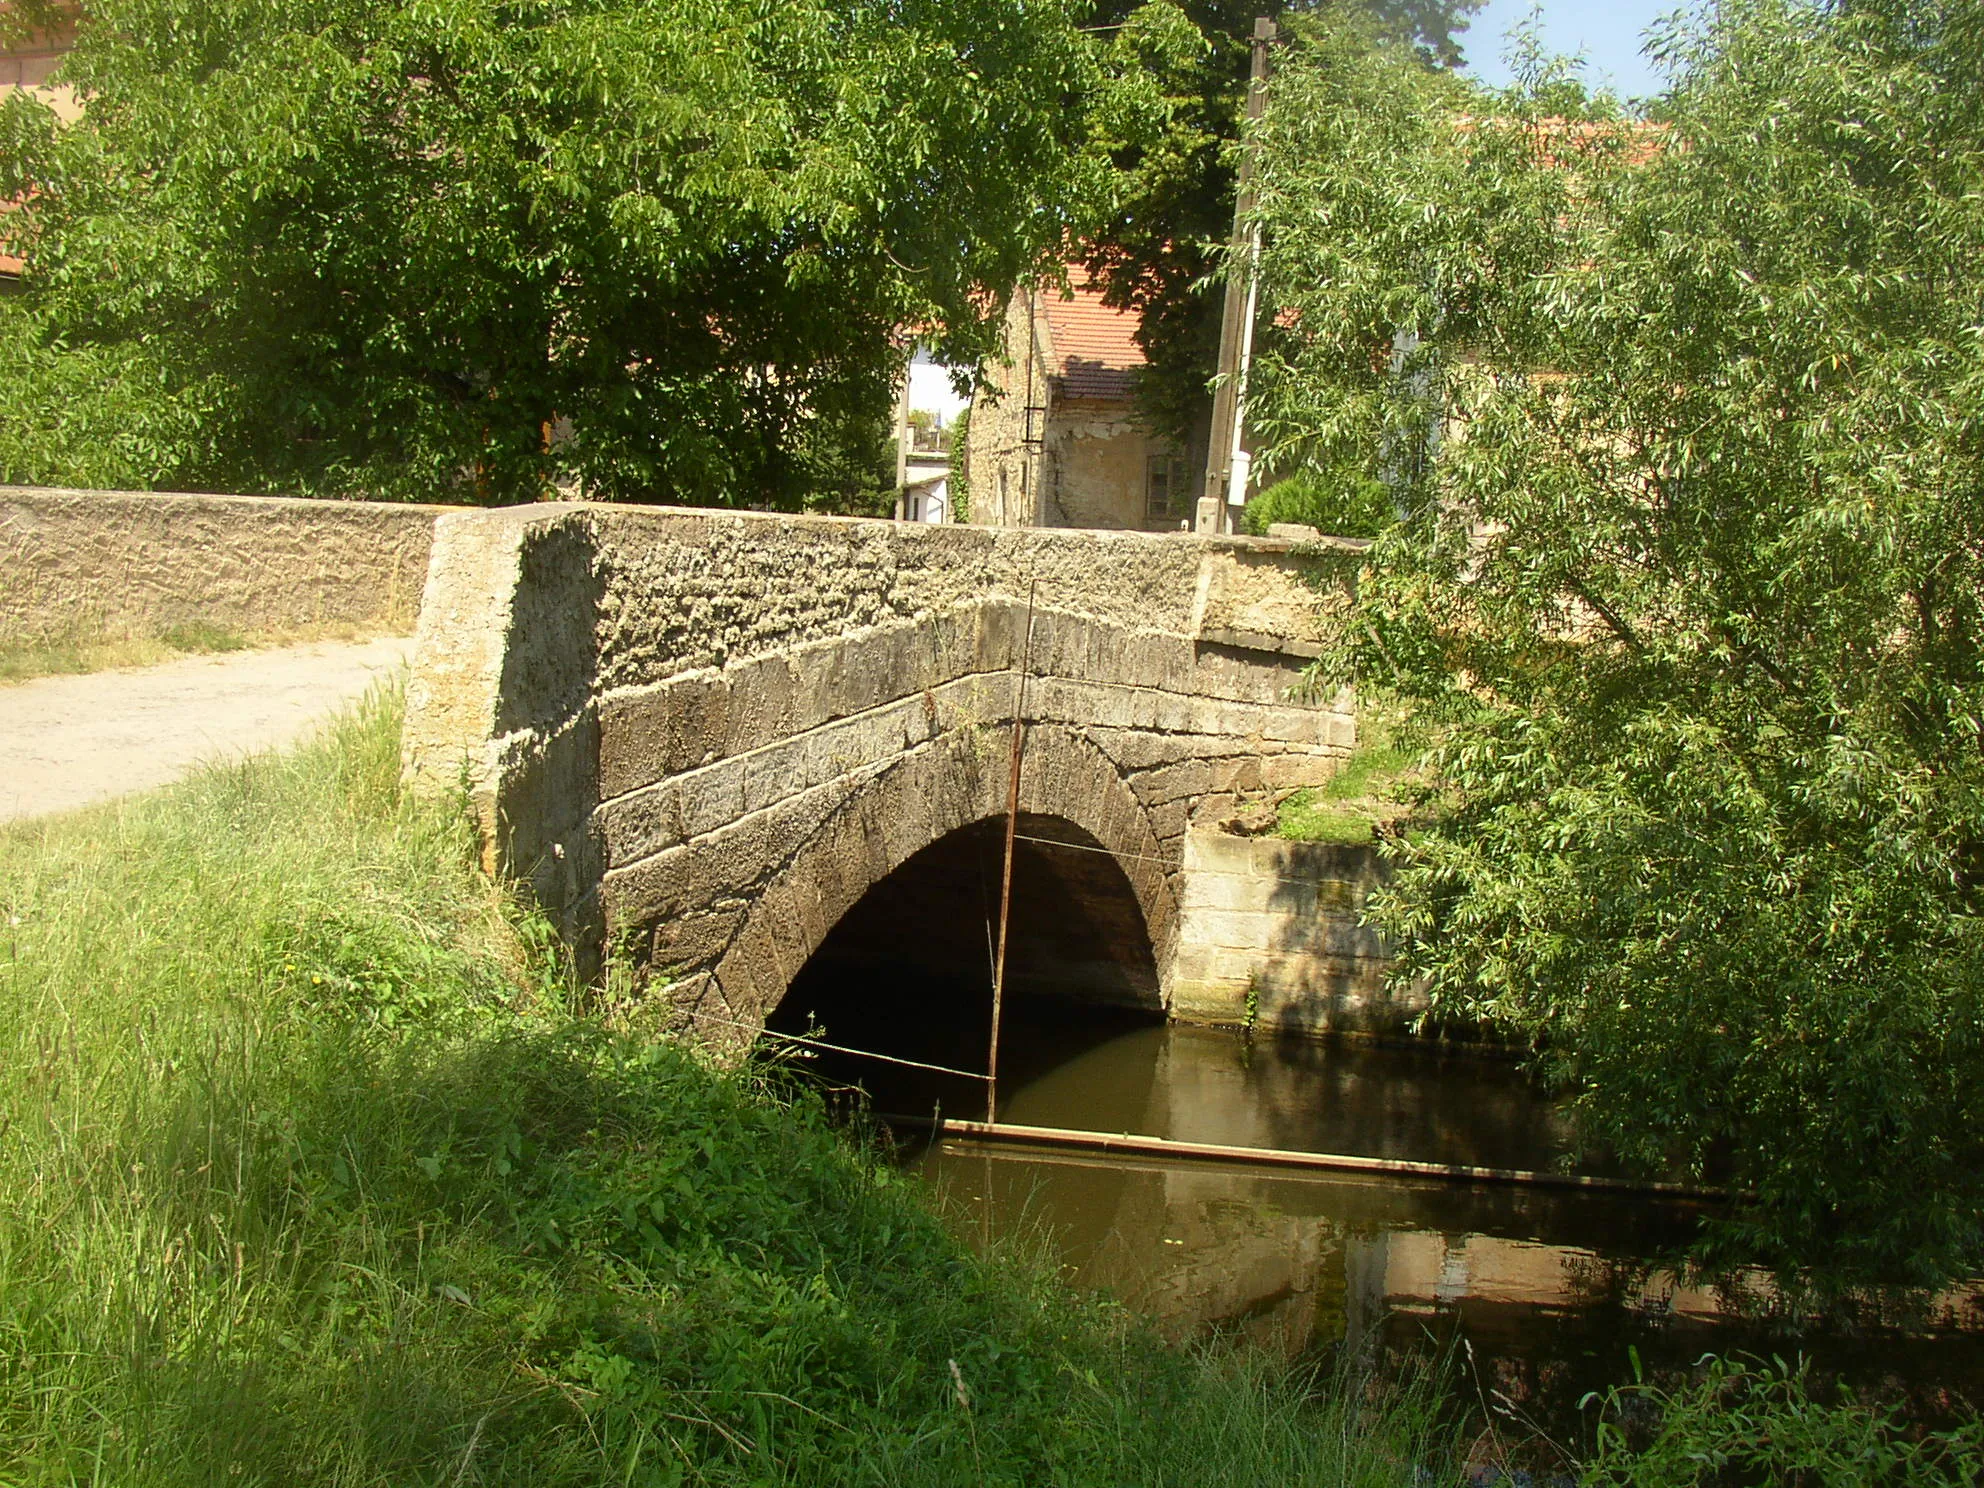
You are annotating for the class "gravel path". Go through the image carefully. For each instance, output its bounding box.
[0,637,416,825]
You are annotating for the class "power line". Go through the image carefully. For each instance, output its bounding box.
[1009,830,1383,893]
[695,1010,992,1085]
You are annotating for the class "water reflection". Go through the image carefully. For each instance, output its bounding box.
[996,1019,1593,1174]
[906,1009,1984,1443]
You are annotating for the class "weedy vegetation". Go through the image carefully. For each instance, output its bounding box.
[1277,710,1417,846]
[1581,1354,1984,1487]
[0,685,1462,1486]
[0,617,249,684]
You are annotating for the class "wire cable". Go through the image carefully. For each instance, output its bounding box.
[693,1011,993,1084]
[1008,830,1380,891]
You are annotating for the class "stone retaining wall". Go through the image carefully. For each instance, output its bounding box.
[1170,832,1419,1036]
[0,486,447,645]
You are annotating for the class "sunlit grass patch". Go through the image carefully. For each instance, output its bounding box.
[0,618,374,685]
[1278,717,1416,845]
[0,624,241,683]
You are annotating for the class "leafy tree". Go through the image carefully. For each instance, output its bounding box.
[1251,0,1984,1282]
[1078,0,1483,454]
[0,2,75,48]
[0,0,1110,505]
[947,401,971,520]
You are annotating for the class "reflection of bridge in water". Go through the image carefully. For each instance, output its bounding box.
[912,1021,1984,1437]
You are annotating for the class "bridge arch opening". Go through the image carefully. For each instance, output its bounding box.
[763,813,1163,1118]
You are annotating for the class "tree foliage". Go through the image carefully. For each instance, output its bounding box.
[1252,0,1984,1281]
[0,0,1111,505]
[1078,0,1482,454]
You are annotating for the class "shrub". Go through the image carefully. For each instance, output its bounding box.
[1242,469,1394,538]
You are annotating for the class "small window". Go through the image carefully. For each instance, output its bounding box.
[1146,452,1192,524]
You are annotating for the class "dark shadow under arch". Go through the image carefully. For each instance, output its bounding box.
[764,813,1163,1119]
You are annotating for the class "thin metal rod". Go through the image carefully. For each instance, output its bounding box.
[988,580,1040,1123]
[883,1114,1727,1201]
[1010,831,1181,871]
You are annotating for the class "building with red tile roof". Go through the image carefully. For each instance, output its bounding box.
[1038,280,1145,403]
[962,268,1194,532]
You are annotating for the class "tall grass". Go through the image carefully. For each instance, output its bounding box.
[0,687,1458,1486]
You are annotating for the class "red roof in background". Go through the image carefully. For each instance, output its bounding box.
[1452,115,1670,170]
[1042,268,1143,402]
[0,196,26,279]
[0,199,21,279]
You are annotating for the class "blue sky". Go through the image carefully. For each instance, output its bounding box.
[1459,1,1686,100]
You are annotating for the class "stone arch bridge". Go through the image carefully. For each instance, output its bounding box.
[399,503,1383,1044]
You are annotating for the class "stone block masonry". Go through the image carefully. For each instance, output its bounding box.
[400,501,1366,1043]
[1170,832,1422,1037]
[3,483,1384,1039]
[4,483,1384,1045]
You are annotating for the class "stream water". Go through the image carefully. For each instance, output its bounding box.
[769,984,1984,1456]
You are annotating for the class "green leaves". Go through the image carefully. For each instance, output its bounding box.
[1075,1,1484,450]
[0,0,1108,506]
[1255,2,1984,1279]
[1582,1354,1984,1487]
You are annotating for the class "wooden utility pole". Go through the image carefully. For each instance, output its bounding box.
[1197,16,1275,536]
[891,351,914,521]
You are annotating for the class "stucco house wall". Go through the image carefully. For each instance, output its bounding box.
[965,274,1191,535]
[1043,406,1150,529]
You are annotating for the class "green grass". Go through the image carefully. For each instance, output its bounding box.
[0,618,393,686]
[1582,1355,1984,1486]
[0,686,1463,1486]
[0,619,251,684]
[1277,732,1416,845]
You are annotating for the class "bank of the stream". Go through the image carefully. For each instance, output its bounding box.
[3,687,1976,1486]
[0,687,1454,1485]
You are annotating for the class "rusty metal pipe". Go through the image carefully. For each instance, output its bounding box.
[885,1113,1726,1202]
[987,580,1039,1125]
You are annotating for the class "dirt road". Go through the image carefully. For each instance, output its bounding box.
[0,637,416,825]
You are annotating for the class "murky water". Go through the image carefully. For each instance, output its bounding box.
[769,982,1984,1450]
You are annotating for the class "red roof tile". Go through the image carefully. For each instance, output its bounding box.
[0,196,24,278]
[1452,115,1670,169]
[1042,268,1143,402]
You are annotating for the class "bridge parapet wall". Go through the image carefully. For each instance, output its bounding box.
[1,485,444,646]
[402,503,1361,1036]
